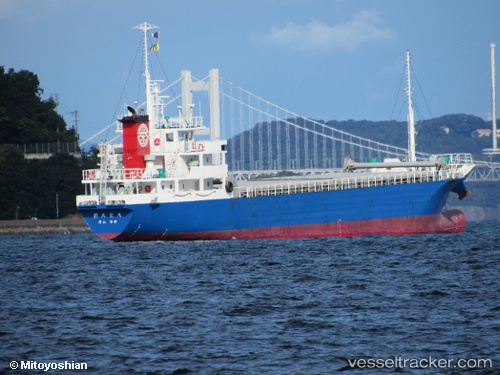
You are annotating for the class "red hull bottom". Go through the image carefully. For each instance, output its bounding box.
[99,209,466,242]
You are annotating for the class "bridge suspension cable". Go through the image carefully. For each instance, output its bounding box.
[218,76,430,172]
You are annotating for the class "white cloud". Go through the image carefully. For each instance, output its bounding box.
[260,10,396,52]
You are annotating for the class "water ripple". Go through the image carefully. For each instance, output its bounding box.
[1,223,499,374]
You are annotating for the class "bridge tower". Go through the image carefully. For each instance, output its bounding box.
[181,69,220,141]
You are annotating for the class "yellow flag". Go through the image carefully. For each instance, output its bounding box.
[150,44,159,52]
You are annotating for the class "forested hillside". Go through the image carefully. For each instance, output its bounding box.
[0,67,96,220]
[326,114,494,158]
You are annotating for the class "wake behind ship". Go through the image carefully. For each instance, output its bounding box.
[76,22,474,242]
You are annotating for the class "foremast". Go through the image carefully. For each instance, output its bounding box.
[133,22,159,125]
[406,50,416,162]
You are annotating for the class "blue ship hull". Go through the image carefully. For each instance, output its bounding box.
[78,178,467,241]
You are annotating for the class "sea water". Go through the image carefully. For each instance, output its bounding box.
[1,222,499,374]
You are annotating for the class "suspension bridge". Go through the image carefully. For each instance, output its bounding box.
[79,69,500,182]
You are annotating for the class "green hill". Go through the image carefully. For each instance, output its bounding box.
[0,67,96,220]
[325,114,493,158]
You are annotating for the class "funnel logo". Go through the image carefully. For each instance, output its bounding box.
[137,123,149,147]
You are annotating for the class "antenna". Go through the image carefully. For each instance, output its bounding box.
[71,107,79,140]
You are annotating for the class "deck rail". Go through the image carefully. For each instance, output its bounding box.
[80,166,467,201]
[233,169,461,198]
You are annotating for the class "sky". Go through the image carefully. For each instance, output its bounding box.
[1,0,499,144]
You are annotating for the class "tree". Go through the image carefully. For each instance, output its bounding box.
[0,146,29,219]
[29,154,83,219]
[0,67,94,219]
[0,67,74,144]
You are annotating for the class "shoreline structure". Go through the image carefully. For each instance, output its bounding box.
[0,219,90,235]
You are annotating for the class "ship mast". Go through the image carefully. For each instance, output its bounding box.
[133,22,159,120]
[482,43,499,155]
[406,50,416,162]
[491,43,497,150]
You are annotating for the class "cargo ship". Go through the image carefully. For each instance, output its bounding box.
[76,22,474,241]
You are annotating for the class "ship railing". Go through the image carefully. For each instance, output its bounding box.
[432,153,474,177]
[429,153,473,165]
[114,168,145,179]
[447,153,473,165]
[82,169,101,181]
[167,116,204,129]
[82,168,146,181]
[234,170,461,198]
[76,195,99,206]
[189,116,204,128]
